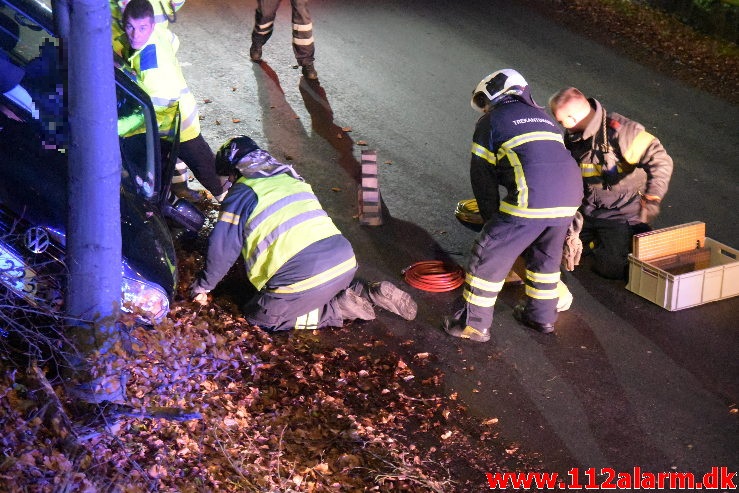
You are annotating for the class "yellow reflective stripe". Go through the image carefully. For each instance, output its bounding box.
[257,21,274,30]
[525,285,559,299]
[219,211,240,225]
[465,272,504,292]
[293,36,315,46]
[471,142,496,165]
[293,23,313,31]
[499,202,579,219]
[526,270,561,284]
[463,288,497,308]
[295,309,319,330]
[459,326,488,339]
[271,257,357,294]
[623,131,655,164]
[502,131,564,149]
[580,162,601,178]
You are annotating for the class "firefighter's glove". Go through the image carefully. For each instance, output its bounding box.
[561,211,584,271]
[190,284,210,306]
[638,197,661,225]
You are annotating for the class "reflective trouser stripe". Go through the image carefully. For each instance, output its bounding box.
[526,269,560,284]
[271,257,357,294]
[293,36,314,46]
[465,272,504,292]
[255,21,274,35]
[295,309,320,330]
[463,288,497,308]
[525,285,559,300]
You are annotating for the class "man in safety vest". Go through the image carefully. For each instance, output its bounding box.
[549,87,673,280]
[120,0,225,201]
[444,69,583,340]
[189,136,417,331]
[112,0,184,55]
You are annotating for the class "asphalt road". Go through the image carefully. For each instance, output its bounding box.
[172,0,738,480]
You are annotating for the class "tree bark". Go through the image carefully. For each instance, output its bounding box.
[63,0,124,401]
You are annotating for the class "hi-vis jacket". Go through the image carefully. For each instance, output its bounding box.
[194,173,356,293]
[471,96,582,225]
[121,27,200,143]
[111,0,184,56]
[564,98,673,222]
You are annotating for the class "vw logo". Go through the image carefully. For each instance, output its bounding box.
[24,227,50,254]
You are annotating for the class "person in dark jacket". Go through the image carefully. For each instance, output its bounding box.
[444,69,583,340]
[190,135,416,331]
[549,87,674,279]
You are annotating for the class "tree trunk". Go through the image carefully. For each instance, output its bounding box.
[62,0,124,401]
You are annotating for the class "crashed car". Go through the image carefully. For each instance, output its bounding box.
[0,0,205,325]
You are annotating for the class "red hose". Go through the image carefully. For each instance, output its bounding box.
[402,261,465,292]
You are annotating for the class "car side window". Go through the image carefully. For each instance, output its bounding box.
[1,2,158,200]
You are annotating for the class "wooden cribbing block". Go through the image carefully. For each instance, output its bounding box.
[358,150,383,226]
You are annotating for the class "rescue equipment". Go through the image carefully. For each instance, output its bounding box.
[402,261,465,292]
[455,199,483,231]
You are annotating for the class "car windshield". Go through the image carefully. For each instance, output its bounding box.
[0,0,159,199]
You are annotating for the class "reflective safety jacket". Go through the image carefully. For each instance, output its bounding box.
[471,95,583,225]
[195,173,355,293]
[564,98,673,222]
[121,27,200,142]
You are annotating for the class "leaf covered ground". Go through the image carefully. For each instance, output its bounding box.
[0,264,534,491]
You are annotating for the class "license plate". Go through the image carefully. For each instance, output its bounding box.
[0,242,39,304]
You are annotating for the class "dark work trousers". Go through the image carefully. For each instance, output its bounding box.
[177,134,224,197]
[243,267,356,331]
[251,0,315,66]
[580,215,650,280]
[457,215,570,330]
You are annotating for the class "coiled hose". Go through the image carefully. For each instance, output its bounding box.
[402,260,465,292]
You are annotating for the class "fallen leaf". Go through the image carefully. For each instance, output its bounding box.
[357,140,368,146]
[341,126,352,132]
[331,187,341,192]
[232,118,241,123]
[440,431,453,440]
[203,99,212,103]
[482,418,499,426]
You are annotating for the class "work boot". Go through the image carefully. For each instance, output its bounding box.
[335,287,375,321]
[513,305,555,334]
[249,43,262,62]
[301,63,318,80]
[442,317,490,342]
[366,281,417,320]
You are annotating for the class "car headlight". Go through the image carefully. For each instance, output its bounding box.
[121,276,169,324]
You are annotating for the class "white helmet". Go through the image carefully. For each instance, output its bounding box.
[471,69,528,112]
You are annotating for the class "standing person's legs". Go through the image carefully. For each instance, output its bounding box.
[250,0,281,60]
[519,224,570,327]
[444,218,535,341]
[177,134,224,199]
[290,0,314,66]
